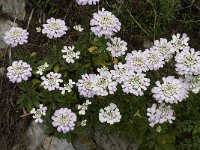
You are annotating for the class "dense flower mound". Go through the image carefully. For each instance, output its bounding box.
[125,50,149,73]
[4,27,29,47]
[52,108,77,133]
[145,48,165,71]
[153,38,175,59]
[41,72,63,91]
[152,76,189,104]
[121,70,150,96]
[7,60,32,83]
[99,103,121,125]
[42,18,68,38]
[76,0,100,5]
[90,8,121,37]
[171,33,189,52]
[30,104,47,123]
[175,47,200,76]
[147,103,175,127]
[106,37,128,57]
[61,45,80,63]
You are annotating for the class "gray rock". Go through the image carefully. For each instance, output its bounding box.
[27,122,75,150]
[1,0,26,20]
[0,19,17,49]
[94,130,138,150]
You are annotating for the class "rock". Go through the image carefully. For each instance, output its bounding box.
[143,39,154,49]
[0,19,17,49]
[1,0,26,20]
[27,122,75,150]
[94,130,138,150]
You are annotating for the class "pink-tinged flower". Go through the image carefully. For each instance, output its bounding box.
[106,37,127,57]
[171,33,189,52]
[76,0,100,5]
[153,38,175,59]
[175,47,200,76]
[76,74,97,98]
[99,103,121,125]
[145,48,165,71]
[121,70,150,96]
[152,76,189,104]
[147,103,175,127]
[125,50,149,73]
[41,72,63,91]
[4,27,29,47]
[90,8,121,37]
[42,18,68,39]
[52,108,77,133]
[7,60,32,83]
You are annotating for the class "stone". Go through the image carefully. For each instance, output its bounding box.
[0,19,17,49]
[27,122,75,150]
[1,0,26,20]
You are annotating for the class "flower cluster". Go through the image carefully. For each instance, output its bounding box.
[152,76,189,104]
[4,27,29,47]
[52,108,77,133]
[30,104,47,123]
[147,103,175,127]
[106,37,128,57]
[187,75,200,94]
[99,103,121,125]
[73,24,84,32]
[77,67,117,97]
[42,18,68,39]
[90,8,121,37]
[171,33,189,52]
[59,79,76,95]
[61,45,80,63]
[36,62,49,75]
[41,72,63,91]
[76,0,100,5]
[175,47,200,76]
[7,60,32,83]
[77,100,92,115]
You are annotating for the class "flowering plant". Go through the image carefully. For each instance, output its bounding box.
[3,1,200,149]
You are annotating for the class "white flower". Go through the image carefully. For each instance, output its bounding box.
[7,60,32,83]
[77,100,92,115]
[145,48,165,71]
[4,27,29,47]
[171,33,189,52]
[90,8,121,37]
[59,79,76,95]
[77,74,97,98]
[62,45,80,63]
[186,75,200,94]
[41,72,63,91]
[147,103,175,127]
[36,62,49,75]
[110,62,129,83]
[125,50,149,73]
[30,104,47,123]
[152,76,189,104]
[121,71,150,96]
[76,0,100,5]
[81,120,87,126]
[42,17,68,39]
[175,47,200,76]
[93,67,118,96]
[52,108,77,133]
[106,37,128,57]
[153,38,175,59]
[99,103,121,125]
[36,27,42,33]
[73,25,84,32]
